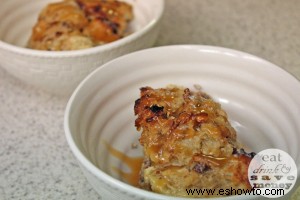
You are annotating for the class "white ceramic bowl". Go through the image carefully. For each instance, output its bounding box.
[0,0,164,96]
[64,45,300,200]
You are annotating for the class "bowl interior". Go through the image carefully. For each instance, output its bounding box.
[0,0,161,47]
[66,45,300,194]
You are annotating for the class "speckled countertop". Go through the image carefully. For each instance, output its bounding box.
[1,0,300,199]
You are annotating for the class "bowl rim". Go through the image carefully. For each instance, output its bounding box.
[0,0,165,57]
[64,44,300,200]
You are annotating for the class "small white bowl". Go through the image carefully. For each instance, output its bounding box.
[0,0,164,96]
[64,45,300,200]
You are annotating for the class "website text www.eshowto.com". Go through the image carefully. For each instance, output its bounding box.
[186,187,285,196]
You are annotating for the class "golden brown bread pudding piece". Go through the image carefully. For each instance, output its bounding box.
[28,0,133,51]
[134,86,255,197]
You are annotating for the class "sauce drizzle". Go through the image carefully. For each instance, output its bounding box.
[105,142,143,187]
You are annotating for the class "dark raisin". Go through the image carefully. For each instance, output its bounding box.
[232,147,238,155]
[193,163,210,173]
[55,31,63,37]
[109,22,119,34]
[248,152,256,158]
[232,148,256,158]
[134,98,141,106]
[93,5,101,12]
[149,105,164,113]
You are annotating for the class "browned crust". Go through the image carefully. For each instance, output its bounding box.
[28,0,133,50]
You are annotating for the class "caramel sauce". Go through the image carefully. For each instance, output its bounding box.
[148,144,163,163]
[105,143,143,187]
[194,154,228,167]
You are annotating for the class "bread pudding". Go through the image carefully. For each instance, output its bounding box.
[28,0,133,51]
[134,86,255,197]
